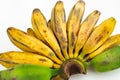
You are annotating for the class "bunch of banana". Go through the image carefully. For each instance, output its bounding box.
[0,0,120,80]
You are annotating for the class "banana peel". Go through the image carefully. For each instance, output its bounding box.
[0,64,59,80]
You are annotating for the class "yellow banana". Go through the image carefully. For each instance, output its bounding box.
[67,0,85,58]
[32,9,65,61]
[51,1,69,59]
[7,27,62,64]
[31,9,45,42]
[8,32,35,52]
[0,60,60,69]
[74,10,100,58]
[0,51,58,68]
[84,34,120,61]
[27,28,36,37]
[79,17,116,59]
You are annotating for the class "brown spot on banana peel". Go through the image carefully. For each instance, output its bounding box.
[71,32,75,47]
[102,61,110,65]
[94,27,110,44]
[39,59,47,62]
[49,52,55,57]
[94,34,103,44]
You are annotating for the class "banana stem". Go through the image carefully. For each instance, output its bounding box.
[60,59,86,80]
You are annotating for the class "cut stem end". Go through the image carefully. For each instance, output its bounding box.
[60,59,86,80]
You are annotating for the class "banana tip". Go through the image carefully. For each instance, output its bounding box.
[33,8,41,13]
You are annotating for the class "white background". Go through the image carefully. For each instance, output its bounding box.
[0,0,120,80]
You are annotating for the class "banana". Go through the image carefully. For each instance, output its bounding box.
[8,32,35,52]
[84,34,120,61]
[0,60,60,69]
[32,9,65,61]
[79,17,116,59]
[0,51,60,68]
[31,10,45,42]
[67,0,85,58]
[7,27,62,64]
[90,45,120,72]
[0,64,59,80]
[51,1,69,59]
[74,10,100,58]
[27,28,36,37]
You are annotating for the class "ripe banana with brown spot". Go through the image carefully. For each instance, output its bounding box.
[84,34,120,61]
[67,0,85,58]
[31,13,45,42]
[0,51,60,68]
[27,28,36,37]
[8,30,35,52]
[32,9,65,61]
[79,17,116,59]
[51,1,69,59]
[7,27,62,64]
[74,10,100,58]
